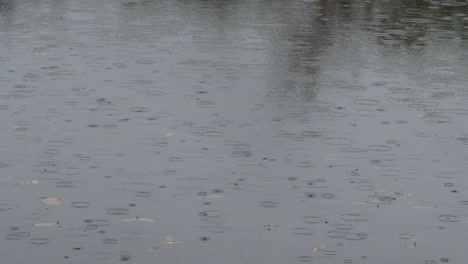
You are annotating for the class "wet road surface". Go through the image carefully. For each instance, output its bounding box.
[1,0,468,263]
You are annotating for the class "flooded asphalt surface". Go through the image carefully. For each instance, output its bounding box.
[1,0,468,263]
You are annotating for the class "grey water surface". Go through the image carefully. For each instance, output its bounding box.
[1,0,468,263]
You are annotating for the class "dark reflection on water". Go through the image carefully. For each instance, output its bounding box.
[1,0,468,263]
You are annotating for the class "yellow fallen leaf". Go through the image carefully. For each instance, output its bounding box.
[164,235,181,244]
[18,180,39,185]
[42,197,62,206]
[313,246,325,252]
[33,223,57,227]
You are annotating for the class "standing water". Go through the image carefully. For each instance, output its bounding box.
[1,0,467,263]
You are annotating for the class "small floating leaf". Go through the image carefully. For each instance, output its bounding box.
[122,217,155,223]
[164,235,181,244]
[42,197,62,206]
[18,180,39,185]
[137,217,155,223]
[313,246,325,252]
[32,223,57,227]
